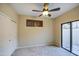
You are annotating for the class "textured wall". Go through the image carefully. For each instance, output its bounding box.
[18,15,54,48]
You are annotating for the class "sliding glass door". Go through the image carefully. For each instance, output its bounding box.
[72,21,79,55]
[61,20,79,56]
[62,23,70,51]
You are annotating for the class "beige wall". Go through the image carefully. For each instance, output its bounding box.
[53,6,79,47]
[0,4,18,56]
[18,15,54,47]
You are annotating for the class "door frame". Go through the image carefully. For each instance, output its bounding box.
[61,20,79,56]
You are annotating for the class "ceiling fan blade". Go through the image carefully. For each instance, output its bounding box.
[32,10,43,12]
[48,8,60,12]
[38,14,42,17]
[48,14,51,17]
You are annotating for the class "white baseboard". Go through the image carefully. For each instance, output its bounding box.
[18,43,53,49]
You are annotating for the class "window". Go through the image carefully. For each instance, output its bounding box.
[26,19,43,27]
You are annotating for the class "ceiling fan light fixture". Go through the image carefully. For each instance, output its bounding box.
[43,11,48,16]
[32,3,60,17]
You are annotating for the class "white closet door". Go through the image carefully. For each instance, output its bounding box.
[0,13,17,56]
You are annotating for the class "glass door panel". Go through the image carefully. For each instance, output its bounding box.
[72,21,79,55]
[62,23,70,51]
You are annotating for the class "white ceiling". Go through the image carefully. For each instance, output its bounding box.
[10,3,79,18]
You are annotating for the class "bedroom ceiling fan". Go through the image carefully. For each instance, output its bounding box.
[32,3,60,17]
